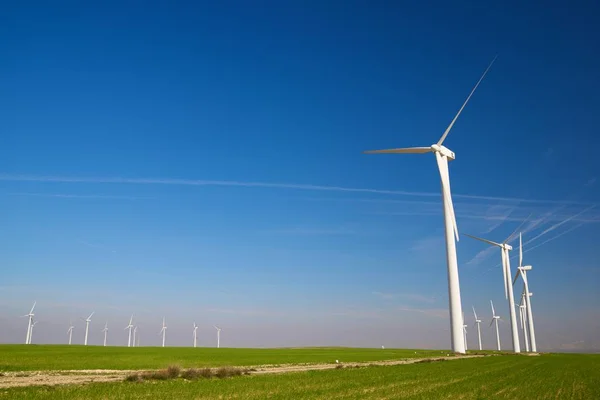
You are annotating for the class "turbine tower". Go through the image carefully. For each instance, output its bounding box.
[102,322,109,347]
[22,301,36,345]
[193,323,198,348]
[29,320,38,344]
[82,312,94,346]
[465,232,521,353]
[67,321,74,345]
[462,312,468,351]
[125,315,134,347]
[133,326,138,347]
[517,300,529,352]
[490,300,502,351]
[214,325,221,348]
[513,233,537,352]
[363,57,497,354]
[472,306,483,351]
[159,318,167,347]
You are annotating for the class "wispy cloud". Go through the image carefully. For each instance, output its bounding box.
[373,291,436,304]
[0,174,594,205]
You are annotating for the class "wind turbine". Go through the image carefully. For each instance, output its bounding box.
[67,321,74,345]
[462,312,468,351]
[29,320,38,344]
[363,57,497,354]
[513,232,537,352]
[159,318,167,347]
[102,322,109,347]
[133,326,138,347]
[193,323,198,348]
[214,325,221,348]
[517,299,529,352]
[22,301,36,345]
[125,315,134,347]
[464,232,521,353]
[472,306,483,351]
[490,300,502,351]
[82,312,94,346]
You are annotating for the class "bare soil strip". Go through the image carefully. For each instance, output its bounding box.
[0,355,486,388]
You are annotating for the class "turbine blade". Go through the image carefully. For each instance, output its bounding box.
[88,312,95,320]
[504,214,532,244]
[501,249,509,299]
[512,268,521,285]
[489,320,494,327]
[463,234,502,247]
[435,152,459,241]
[490,300,496,316]
[363,147,432,154]
[30,301,36,314]
[472,306,478,320]
[519,232,523,267]
[437,55,497,146]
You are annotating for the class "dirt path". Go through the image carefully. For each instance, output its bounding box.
[0,355,486,388]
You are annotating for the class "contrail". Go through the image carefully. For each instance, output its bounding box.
[0,174,594,205]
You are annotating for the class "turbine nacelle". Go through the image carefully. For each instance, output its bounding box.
[430,144,455,160]
[519,265,532,271]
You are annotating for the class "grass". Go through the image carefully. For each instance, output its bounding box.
[2,353,599,399]
[0,345,447,371]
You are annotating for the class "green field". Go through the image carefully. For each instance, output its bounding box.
[3,353,599,399]
[0,345,446,371]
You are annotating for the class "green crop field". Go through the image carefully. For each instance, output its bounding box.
[0,345,446,371]
[2,353,599,399]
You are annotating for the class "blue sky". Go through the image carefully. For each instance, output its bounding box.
[1,1,599,350]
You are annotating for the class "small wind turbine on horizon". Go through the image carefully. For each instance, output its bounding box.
[67,321,74,345]
[102,322,108,347]
[193,323,198,348]
[214,325,221,348]
[125,315,134,347]
[472,306,483,351]
[517,300,530,352]
[22,301,36,345]
[159,318,167,347]
[465,231,521,353]
[513,232,537,352]
[490,300,502,351]
[29,320,38,344]
[363,57,497,354]
[133,326,138,347]
[462,312,468,351]
[82,312,94,346]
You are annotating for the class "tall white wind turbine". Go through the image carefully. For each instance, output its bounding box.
[513,232,537,352]
[214,325,221,348]
[363,57,497,354]
[462,312,468,351]
[159,318,167,347]
[472,306,483,351]
[490,300,502,351]
[465,232,521,353]
[22,301,36,345]
[102,322,109,347]
[125,315,134,347]
[193,323,198,348]
[82,312,94,346]
[517,299,529,352]
[67,321,74,345]
[28,320,38,344]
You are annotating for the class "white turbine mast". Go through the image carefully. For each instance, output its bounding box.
[102,321,109,347]
[490,300,502,351]
[82,312,94,346]
[517,297,530,352]
[465,230,521,353]
[133,326,138,347]
[159,317,167,347]
[125,314,134,347]
[462,312,468,351]
[67,321,75,345]
[22,301,36,345]
[513,232,537,352]
[193,323,198,348]
[472,306,483,351]
[214,325,222,348]
[29,320,38,344]
[363,57,497,354]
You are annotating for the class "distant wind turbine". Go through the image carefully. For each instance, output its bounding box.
[193,323,198,348]
[102,322,108,347]
[133,326,138,347]
[159,318,167,347]
[517,299,529,352]
[472,306,483,351]
[22,301,36,345]
[29,320,38,344]
[364,57,497,354]
[82,312,94,346]
[67,321,74,345]
[462,312,468,351]
[513,232,537,352]
[125,315,134,347]
[465,232,521,353]
[214,325,221,348]
[490,300,502,351]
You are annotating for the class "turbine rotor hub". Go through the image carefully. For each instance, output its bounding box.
[431,144,455,160]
